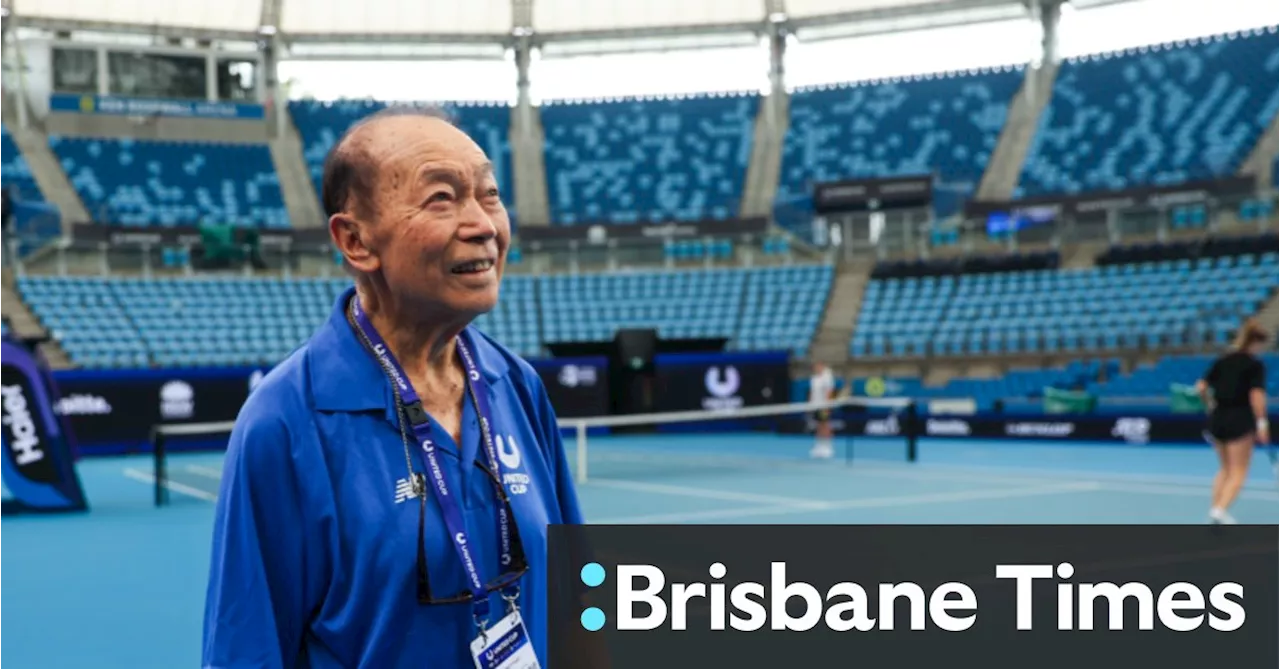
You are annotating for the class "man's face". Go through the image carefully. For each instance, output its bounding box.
[358,115,510,318]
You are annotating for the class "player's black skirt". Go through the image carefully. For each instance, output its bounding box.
[1208,406,1256,443]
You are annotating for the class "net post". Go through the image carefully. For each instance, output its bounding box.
[152,425,167,508]
[906,400,919,463]
[575,420,588,484]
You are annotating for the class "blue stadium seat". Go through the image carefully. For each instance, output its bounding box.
[852,248,1278,358]
[2,125,45,202]
[1017,28,1279,197]
[541,93,758,225]
[21,264,834,368]
[49,137,289,228]
[777,67,1025,223]
[289,100,516,218]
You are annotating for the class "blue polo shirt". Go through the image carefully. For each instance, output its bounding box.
[202,287,584,669]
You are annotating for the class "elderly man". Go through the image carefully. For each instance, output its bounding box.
[202,108,584,668]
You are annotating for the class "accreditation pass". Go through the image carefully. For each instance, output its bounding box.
[471,610,541,669]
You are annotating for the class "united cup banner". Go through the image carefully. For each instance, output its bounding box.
[1,340,88,514]
[548,525,1277,669]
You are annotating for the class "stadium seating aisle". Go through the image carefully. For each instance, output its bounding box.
[1017,28,1280,197]
[2,125,46,202]
[18,265,833,368]
[541,93,759,225]
[49,137,289,228]
[776,67,1025,222]
[288,100,516,217]
[853,250,1279,358]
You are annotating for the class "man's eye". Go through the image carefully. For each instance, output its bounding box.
[427,192,453,204]
[484,187,501,199]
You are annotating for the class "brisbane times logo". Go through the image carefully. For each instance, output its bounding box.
[572,561,1246,633]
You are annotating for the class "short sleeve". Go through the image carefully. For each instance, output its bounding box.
[1248,359,1266,391]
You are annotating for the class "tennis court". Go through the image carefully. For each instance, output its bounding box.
[3,431,1276,668]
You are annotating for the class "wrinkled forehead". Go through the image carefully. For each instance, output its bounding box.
[358,115,490,181]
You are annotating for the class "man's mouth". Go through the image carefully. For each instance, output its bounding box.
[451,259,495,274]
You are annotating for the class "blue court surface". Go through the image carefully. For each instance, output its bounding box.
[3,435,1277,668]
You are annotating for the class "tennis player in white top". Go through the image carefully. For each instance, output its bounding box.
[809,362,837,459]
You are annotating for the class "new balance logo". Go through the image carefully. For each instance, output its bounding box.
[395,478,418,504]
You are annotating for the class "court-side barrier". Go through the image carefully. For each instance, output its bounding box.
[51,358,1269,455]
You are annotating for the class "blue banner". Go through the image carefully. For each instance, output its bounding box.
[49,94,265,120]
[1,338,88,514]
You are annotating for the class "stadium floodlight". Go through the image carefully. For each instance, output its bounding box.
[259,25,278,36]
[768,12,787,24]
[512,26,533,38]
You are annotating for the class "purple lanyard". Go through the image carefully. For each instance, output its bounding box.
[351,297,514,621]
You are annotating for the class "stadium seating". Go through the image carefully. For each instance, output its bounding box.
[1017,28,1280,197]
[776,67,1025,220]
[288,100,515,214]
[49,137,289,228]
[852,250,1279,358]
[540,93,759,225]
[2,125,45,202]
[538,265,830,358]
[18,265,831,368]
[1090,352,1280,398]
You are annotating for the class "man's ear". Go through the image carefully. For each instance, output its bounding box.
[329,213,380,274]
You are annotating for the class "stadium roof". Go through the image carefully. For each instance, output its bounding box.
[7,0,1036,45]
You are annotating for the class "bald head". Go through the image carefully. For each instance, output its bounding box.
[321,106,457,221]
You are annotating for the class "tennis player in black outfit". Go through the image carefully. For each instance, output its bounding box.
[1196,318,1271,524]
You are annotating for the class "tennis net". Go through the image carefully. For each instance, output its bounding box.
[148,397,920,505]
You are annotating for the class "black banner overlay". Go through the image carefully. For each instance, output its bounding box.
[516,217,769,245]
[964,177,1256,219]
[812,175,934,213]
[71,222,331,247]
[549,525,1278,669]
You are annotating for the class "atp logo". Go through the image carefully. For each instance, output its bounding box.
[497,434,531,496]
[702,366,744,411]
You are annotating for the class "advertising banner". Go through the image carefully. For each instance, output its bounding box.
[49,93,266,120]
[52,366,270,455]
[963,177,1256,219]
[549,525,1277,669]
[71,222,331,248]
[652,351,790,428]
[517,217,769,245]
[529,357,610,419]
[812,175,934,214]
[1,339,89,514]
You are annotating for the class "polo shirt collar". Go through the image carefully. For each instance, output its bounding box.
[309,286,510,414]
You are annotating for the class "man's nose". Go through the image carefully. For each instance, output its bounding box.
[457,196,498,241]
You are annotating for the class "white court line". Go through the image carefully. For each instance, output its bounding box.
[587,448,1280,498]
[122,467,218,502]
[586,478,829,508]
[590,481,1100,524]
[184,464,223,481]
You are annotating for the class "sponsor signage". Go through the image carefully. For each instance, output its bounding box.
[49,93,266,120]
[964,177,1256,219]
[71,222,331,247]
[652,351,790,417]
[528,357,610,419]
[830,413,1279,445]
[517,217,770,245]
[1,339,88,513]
[812,175,934,214]
[50,366,271,454]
